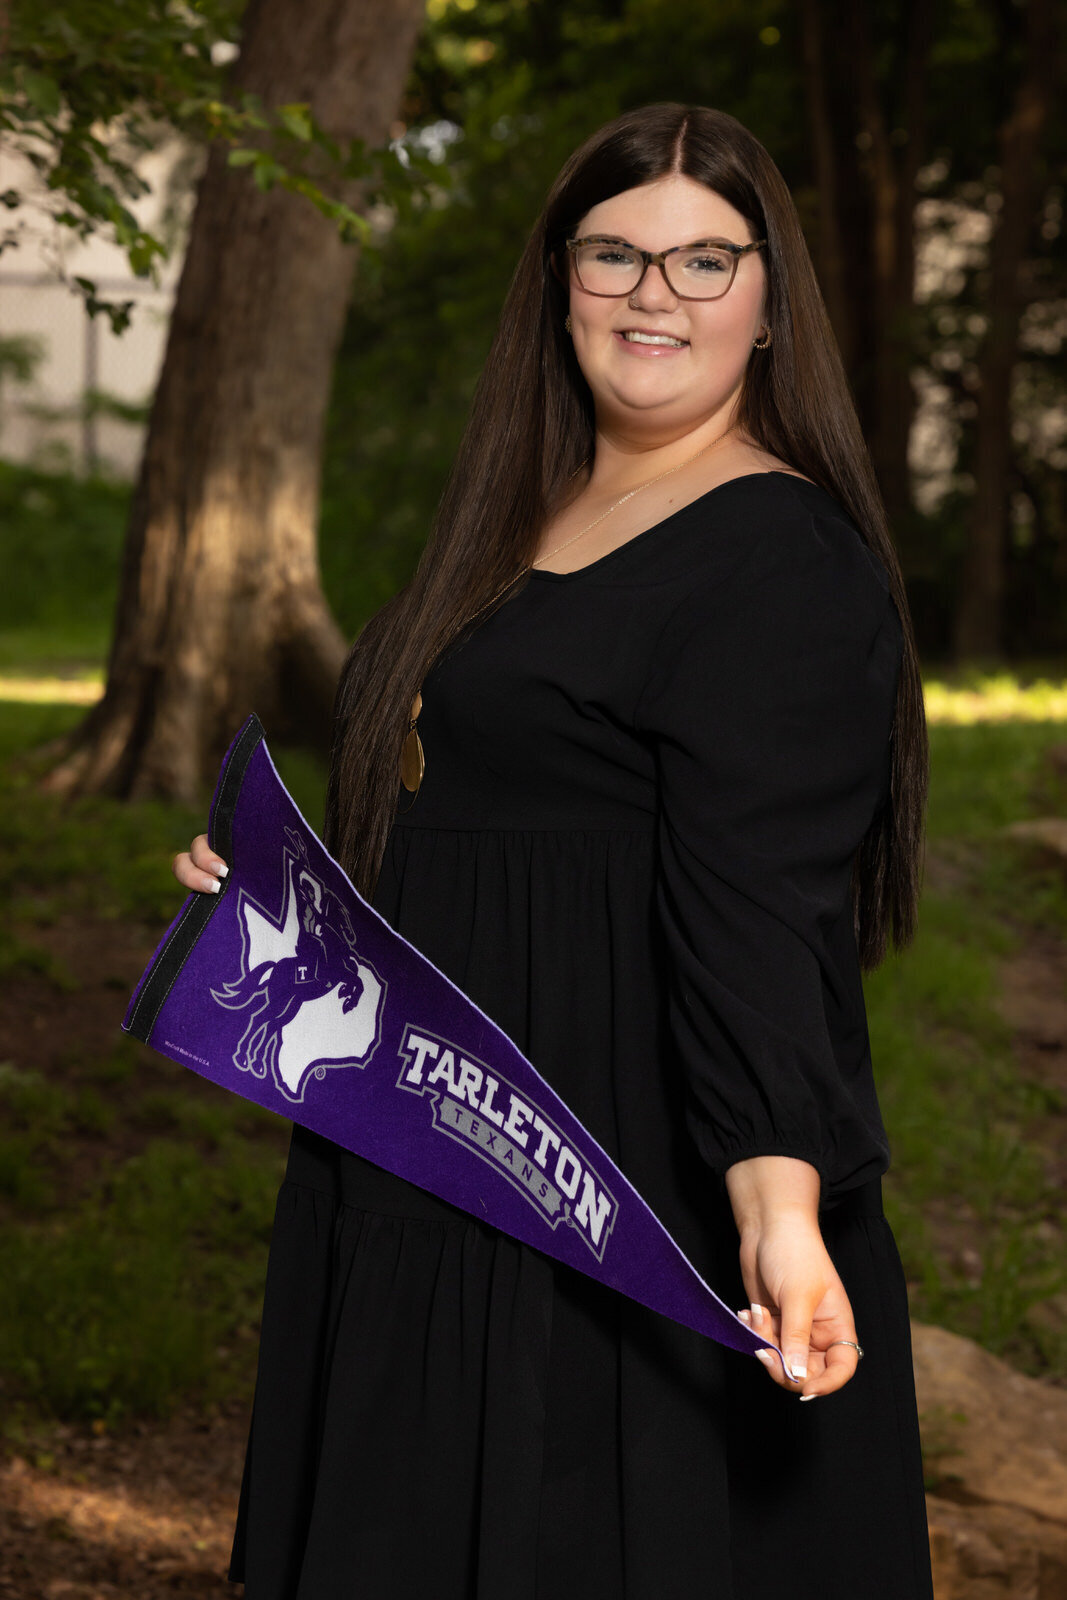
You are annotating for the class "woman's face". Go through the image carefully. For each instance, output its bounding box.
[564,174,767,440]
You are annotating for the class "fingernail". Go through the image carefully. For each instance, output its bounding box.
[799,1393,818,1402]
[213,862,229,878]
[789,1364,807,1381]
[738,1309,751,1324]
[750,1303,765,1322]
[203,876,221,894]
[754,1349,775,1368]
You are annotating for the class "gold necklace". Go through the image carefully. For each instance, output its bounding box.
[400,425,736,796]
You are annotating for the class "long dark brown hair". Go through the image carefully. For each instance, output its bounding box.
[325,102,928,972]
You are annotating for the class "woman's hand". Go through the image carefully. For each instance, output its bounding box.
[725,1155,862,1401]
[172,832,229,894]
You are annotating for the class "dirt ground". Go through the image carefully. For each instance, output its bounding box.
[0,1406,248,1599]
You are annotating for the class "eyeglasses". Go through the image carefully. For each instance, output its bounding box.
[562,234,766,301]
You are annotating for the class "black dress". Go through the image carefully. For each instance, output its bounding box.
[228,471,935,1600]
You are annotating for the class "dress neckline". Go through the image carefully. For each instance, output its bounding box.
[527,470,823,583]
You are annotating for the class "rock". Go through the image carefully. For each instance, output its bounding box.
[912,1321,1067,1598]
[925,1495,1067,1600]
[913,1321,1067,1519]
[1042,743,1067,782]
[1004,817,1067,863]
[996,949,1067,1048]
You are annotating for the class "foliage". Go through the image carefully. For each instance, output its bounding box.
[870,880,1067,1369]
[0,698,328,919]
[0,459,395,693]
[0,1116,284,1421]
[0,0,446,330]
[870,709,1067,1375]
[0,331,44,386]
[315,0,1066,643]
[0,460,129,659]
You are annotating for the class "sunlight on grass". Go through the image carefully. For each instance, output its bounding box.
[5,658,1066,720]
[924,671,1067,724]
[0,676,104,705]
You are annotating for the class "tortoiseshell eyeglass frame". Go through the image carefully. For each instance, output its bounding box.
[555,235,767,300]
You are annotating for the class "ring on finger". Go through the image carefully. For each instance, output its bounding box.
[826,1338,864,1359]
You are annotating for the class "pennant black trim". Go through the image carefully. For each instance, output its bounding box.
[124,712,264,1043]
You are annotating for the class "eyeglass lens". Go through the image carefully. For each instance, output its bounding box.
[573,241,737,299]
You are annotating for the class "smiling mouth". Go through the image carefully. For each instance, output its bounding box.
[617,330,689,348]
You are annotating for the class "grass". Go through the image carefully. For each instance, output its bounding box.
[0,461,128,664]
[870,696,1067,1377]
[0,699,329,926]
[0,1132,282,1423]
[0,1036,290,1424]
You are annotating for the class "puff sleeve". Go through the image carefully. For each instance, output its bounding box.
[635,507,903,1199]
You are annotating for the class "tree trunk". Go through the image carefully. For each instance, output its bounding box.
[846,2,930,535]
[47,0,425,801]
[800,3,930,539]
[798,0,852,369]
[953,0,1057,660]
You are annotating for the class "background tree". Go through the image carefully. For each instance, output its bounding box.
[0,0,397,327]
[954,0,1058,659]
[0,0,244,330]
[798,0,932,539]
[34,0,427,800]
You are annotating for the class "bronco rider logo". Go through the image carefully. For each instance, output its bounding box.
[210,827,386,1103]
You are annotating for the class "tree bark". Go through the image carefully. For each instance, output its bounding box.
[953,0,1057,660]
[798,0,852,369]
[846,1,930,534]
[47,0,425,801]
[799,2,930,538]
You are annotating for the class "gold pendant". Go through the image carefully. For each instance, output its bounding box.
[400,691,424,793]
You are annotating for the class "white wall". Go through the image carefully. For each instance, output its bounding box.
[0,135,195,479]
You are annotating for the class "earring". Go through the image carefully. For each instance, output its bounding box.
[565,313,573,335]
[753,327,772,350]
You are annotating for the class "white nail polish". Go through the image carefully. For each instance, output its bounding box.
[790,1364,807,1381]
[214,862,229,878]
[750,1303,765,1321]
[738,1309,751,1323]
[754,1349,774,1366]
[799,1393,817,1402]
[205,877,221,893]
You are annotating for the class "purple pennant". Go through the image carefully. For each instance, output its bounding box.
[123,713,787,1373]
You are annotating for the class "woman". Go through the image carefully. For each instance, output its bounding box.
[174,103,933,1599]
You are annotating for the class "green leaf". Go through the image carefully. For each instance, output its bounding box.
[251,154,280,193]
[237,91,269,130]
[227,148,258,168]
[128,239,162,276]
[277,103,312,142]
[20,70,62,117]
